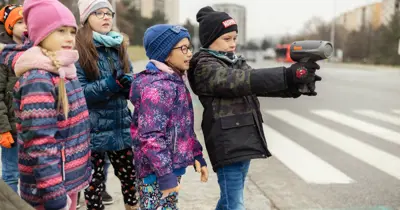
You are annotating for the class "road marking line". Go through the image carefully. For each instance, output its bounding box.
[265,110,400,180]
[354,110,400,126]
[313,110,400,146]
[263,124,353,184]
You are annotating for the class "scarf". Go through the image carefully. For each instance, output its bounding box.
[200,48,239,64]
[14,46,79,79]
[93,31,123,47]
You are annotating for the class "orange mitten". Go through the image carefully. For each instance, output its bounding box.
[0,132,14,148]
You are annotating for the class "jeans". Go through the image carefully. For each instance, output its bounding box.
[1,138,19,193]
[216,160,251,210]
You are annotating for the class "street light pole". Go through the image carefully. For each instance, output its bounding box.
[330,0,336,57]
[111,0,118,30]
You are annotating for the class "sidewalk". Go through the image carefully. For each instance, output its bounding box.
[102,132,272,210]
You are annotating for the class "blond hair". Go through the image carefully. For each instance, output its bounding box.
[41,48,69,119]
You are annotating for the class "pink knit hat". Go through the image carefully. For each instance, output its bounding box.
[23,0,77,46]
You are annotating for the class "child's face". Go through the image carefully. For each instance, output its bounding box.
[166,38,193,71]
[88,8,113,34]
[40,26,76,51]
[12,19,26,40]
[209,31,237,53]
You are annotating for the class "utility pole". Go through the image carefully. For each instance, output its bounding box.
[111,0,117,30]
[193,24,200,51]
[330,0,336,57]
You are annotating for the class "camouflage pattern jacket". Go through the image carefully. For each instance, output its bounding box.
[188,49,299,171]
[0,23,17,136]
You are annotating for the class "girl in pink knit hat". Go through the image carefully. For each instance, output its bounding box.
[0,0,92,209]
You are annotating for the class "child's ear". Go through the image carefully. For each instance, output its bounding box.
[165,55,171,63]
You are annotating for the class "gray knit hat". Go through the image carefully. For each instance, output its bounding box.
[78,0,114,24]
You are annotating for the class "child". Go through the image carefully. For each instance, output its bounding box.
[76,0,138,209]
[10,0,92,209]
[130,24,208,210]
[187,6,322,210]
[0,4,26,193]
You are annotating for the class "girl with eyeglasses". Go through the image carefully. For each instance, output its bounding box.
[129,24,209,209]
[75,0,138,209]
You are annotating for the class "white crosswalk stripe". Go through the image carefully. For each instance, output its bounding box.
[393,110,400,114]
[312,110,400,146]
[265,109,400,181]
[263,124,354,184]
[354,110,400,126]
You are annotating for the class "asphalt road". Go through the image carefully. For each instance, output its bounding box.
[250,60,400,210]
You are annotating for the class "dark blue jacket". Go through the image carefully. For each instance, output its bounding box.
[76,40,133,152]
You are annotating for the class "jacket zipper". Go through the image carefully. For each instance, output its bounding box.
[105,47,121,141]
[173,126,178,153]
[105,48,117,77]
[61,144,66,181]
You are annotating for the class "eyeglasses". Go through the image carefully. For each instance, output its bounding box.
[172,45,193,54]
[92,11,115,19]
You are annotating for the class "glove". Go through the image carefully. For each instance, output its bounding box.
[117,74,133,90]
[285,61,321,96]
[286,61,320,84]
[302,74,322,96]
[0,132,14,148]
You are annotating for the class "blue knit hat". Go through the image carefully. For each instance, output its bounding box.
[144,24,191,62]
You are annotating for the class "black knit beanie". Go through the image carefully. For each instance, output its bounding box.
[196,6,238,48]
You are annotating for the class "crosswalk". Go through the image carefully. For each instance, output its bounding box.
[263,109,400,184]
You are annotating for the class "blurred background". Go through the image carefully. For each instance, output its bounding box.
[3,0,400,66]
[1,1,399,209]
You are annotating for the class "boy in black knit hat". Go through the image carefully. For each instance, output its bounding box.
[187,6,322,210]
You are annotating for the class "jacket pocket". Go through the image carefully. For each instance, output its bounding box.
[220,113,261,156]
[220,113,255,129]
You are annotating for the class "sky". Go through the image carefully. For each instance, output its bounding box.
[179,0,381,39]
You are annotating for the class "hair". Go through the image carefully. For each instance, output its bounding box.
[121,32,130,49]
[41,48,69,119]
[166,59,185,77]
[75,22,130,81]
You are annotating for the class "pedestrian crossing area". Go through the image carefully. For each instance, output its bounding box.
[263,109,400,185]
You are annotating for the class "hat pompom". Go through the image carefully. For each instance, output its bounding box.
[196,6,215,23]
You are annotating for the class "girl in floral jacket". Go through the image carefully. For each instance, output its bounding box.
[130,24,208,209]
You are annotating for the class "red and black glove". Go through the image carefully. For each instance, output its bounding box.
[285,61,322,96]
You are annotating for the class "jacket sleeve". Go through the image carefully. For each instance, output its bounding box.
[14,73,67,210]
[136,81,177,190]
[0,39,32,69]
[193,135,207,167]
[76,61,121,105]
[0,65,11,134]
[188,57,296,98]
[122,61,134,99]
